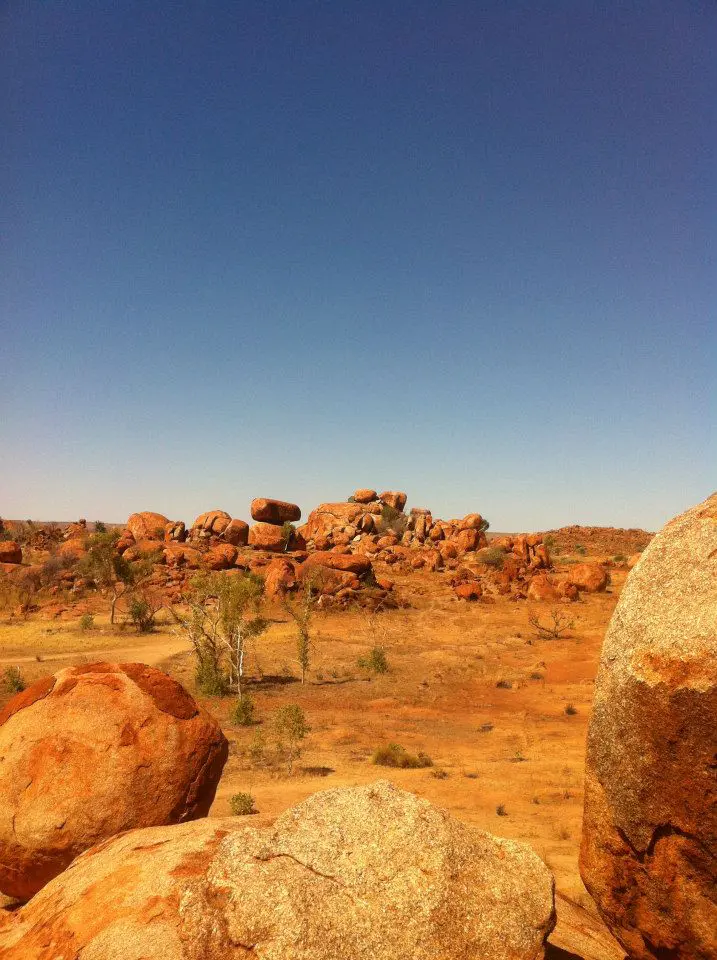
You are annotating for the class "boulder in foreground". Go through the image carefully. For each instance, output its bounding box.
[0,780,555,960]
[0,662,228,901]
[580,492,717,960]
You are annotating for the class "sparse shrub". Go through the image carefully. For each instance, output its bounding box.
[565,703,577,716]
[464,771,479,779]
[274,704,310,774]
[229,792,256,816]
[528,608,574,640]
[128,596,156,633]
[282,587,317,683]
[79,613,95,631]
[431,768,449,779]
[479,722,494,733]
[496,679,512,689]
[172,571,267,699]
[532,796,541,805]
[249,729,266,763]
[496,804,508,817]
[481,547,506,570]
[372,743,433,769]
[613,553,626,563]
[2,666,25,694]
[574,543,587,555]
[280,521,296,551]
[511,750,527,763]
[94,521,107,533]
[558,825,572,840]
[357,645,389,674]
[529,671,544,680]
[195,659,230,697]
[378,504,408,536]
[232,695,256,726]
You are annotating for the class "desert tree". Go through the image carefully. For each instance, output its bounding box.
[171,571,268,698]
[273,703,310,775]
[281,583,318,683]
[79,530,148,624]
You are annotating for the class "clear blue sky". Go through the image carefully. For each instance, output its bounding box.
[2,1,714,530]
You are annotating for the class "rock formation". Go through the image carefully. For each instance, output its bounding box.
[0,781,556,959]
[580,492,717,959]
[0,662,228,901]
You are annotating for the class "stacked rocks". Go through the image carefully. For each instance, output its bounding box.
[248,498,301,553]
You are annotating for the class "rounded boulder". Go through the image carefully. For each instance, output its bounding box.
[0,662,228,901]
[250,497,301,524]
[0,781,555,960]
[580,493,717,959]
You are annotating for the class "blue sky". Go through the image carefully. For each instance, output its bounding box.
[2,1,714,530]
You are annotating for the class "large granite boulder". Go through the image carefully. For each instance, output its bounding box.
[0,781,555,959]
[580,493,717,959]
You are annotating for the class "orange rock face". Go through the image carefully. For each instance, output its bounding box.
[126,512,170,542]
[379,491,407,512]
[302,551,371,576]
[526,575,560,602]
[250,498,301,524]
[352,488,378,504]
[248,521,286,552]
[190,509,231,538]
[580,494,717,959]
[203,543,238,570]
[264,558,297,600]
[454,582,482,601]
[223,518,249,546]
[569,563,609,592]
[0,663,228,901]
[0,541,22,564]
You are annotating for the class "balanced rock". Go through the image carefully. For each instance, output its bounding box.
[251,497,301,524]
[0,781,555,959]
[126,512,169,542]
[0,662,228,901]
[0,541,22,564]
[580,493,717,959]
[352,488,377,503]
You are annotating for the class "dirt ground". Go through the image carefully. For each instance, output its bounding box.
[0,550,631,959]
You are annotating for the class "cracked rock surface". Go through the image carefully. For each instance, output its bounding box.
[580,492,717,959]
[0,780,555,959]
[0,662,228,901]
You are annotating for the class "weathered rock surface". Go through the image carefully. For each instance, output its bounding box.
[223,517,249,546]
[248,521,286,552]
[580,492,717,960]
[0,663,228,901]
[126,512,169,542]
[352,487,377,503]
[250,497,301,524]
[0,541,22,564]
[0,781,555,959]
[379,490,407,511]
[569,563,609,593]
[189,509,231,539]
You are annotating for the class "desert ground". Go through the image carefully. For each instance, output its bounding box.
[0,522,648,959]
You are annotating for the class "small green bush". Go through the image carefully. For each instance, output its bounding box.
[79,613,95,631]
[481,547,506,570]
[357,645,389,674]
[229,792,256,816]
[574,544,587,556]
[372,743,433,769]
[232,695,256,726]
[2,666,25,694]
[128,597,155,633]
[613,554,626,563]
[195,659,229,697]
